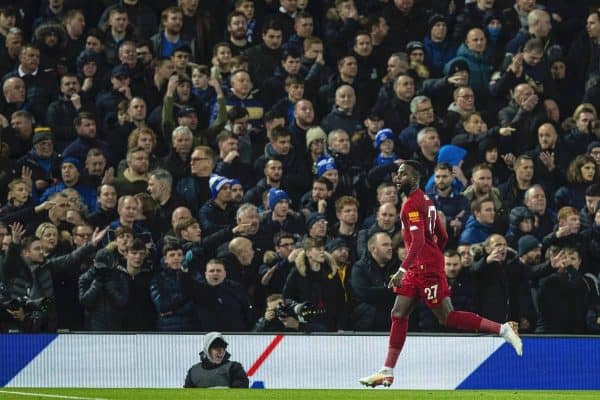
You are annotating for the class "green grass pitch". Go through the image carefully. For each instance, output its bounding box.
[0,389,599,400]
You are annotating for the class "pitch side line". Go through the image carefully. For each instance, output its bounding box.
[246,334,284,377]
[0,390,109,400]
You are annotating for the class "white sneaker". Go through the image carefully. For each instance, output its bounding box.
[359,368,394,387]
[501,321,523,356]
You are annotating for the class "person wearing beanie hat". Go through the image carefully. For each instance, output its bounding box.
[264,188,305,236]
[199,175,234,235]
[509,206,535,230]
[38,154,98,212]
[314,156,340,193]
[374,128,398,166]
[306,212,327,231]
[305,212,328,240]
[325,237,348,253]
[475,135,511,186]
[268,188,289,211]
[306,127,328,165]
[506,206,535,249]
[62,157,82,172]
[306,127,327,151]
[517,234,541,258]
[209,175,233,199]
[447,59,470,76]
[316,156,337,178]
[32,129,53,146]
[406,41,429,80]
[423,13,457,78]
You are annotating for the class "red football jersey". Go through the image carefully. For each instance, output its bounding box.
[400,188,448,271]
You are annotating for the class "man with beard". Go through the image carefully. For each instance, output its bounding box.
[226,11,251,55]
[351,232,397,331]
[300,177,335,222]
[113,147,149,196]
[427,163,469,248]
[359,161,522,388]
[62,113,108,165]
[289,99,315,155]
[151,6,197,60]
[463,163,508,232]
[243,157,283,207]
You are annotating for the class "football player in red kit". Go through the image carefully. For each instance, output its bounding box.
[359,160,522,388]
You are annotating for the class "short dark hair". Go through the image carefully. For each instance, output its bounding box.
[262,18,283,35]
[586,183,600,197]
[128,238,146,252]
[162,241,183,256]
[271,126,291,141]
[21,236,38,251]
[227,105,249,121]
[274,231,295,246]
[74,112,95,128]
[444,249,460,258]
[281,48,301,61]
[434,162,452,173]
[314,176,333,191]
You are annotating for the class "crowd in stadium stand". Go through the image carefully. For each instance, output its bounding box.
[0,0,599,334]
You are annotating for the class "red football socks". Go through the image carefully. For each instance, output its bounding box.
[445,310,501,334]
[384,316,408,368]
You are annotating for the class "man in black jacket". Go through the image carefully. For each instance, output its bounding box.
[351,232,396,331]
[3,223,108,332]
[181,258,252,332]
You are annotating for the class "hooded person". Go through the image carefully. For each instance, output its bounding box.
[506,206,536,249]
[374,128,398,166]
[183,332,249,388]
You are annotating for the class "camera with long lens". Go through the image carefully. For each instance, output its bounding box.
[275,300,326,323]
[1,290,55,332]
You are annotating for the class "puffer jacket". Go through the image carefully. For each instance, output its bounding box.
[150,266,199,331]
[444,44,493,97]
[79,265,129,331]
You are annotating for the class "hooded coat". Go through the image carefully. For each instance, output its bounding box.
[184,332,249,388]
[283,250,347,331]
[444,44,493,100]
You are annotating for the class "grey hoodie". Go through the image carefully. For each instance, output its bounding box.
[184,331,249,388]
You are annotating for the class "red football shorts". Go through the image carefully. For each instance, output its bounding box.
[393,264,451,308]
